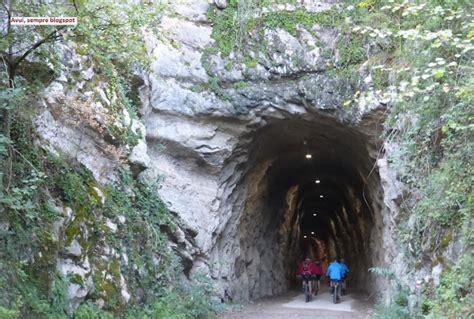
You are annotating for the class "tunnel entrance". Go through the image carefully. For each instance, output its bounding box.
[214,114,384,301]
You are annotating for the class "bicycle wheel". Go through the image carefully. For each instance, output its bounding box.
[304,280,311,302]
[333,283,338,304]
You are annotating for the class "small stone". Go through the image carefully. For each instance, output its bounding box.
[93,187,106,205]
[215,0,228,9]
[96,88,111,106]
[129,139,151,170]
[121,289,131,302]
[80,66,94,81]
[175,227,186,243]
[95,298,105,309]
[105,218,118,233]
[65,239,83,257]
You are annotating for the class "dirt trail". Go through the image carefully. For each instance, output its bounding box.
[217,286,372,319]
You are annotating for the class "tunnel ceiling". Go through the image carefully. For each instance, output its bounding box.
[248,117,374,219]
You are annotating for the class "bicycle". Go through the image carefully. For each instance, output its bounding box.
[331,280,341,304]
[313,275,321,296]
[302,274,312,302]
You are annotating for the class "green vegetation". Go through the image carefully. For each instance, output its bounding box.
[261,9,343,35]
[0,121,220,316]
[207,4,240,57]
[335,33,365,68]
[233,81,249,89]
[206,1,342,58]
[346,0,473,317]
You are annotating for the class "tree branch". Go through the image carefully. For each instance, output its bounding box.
[11,27,65,70]
[72,0,79,13]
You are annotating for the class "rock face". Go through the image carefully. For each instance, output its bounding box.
[32,0,413,308]
[136,0,402,302]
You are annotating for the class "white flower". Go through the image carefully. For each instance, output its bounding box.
[411,76,420,85]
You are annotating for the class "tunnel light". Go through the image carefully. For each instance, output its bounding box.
[320,195,324,198]
[313,213,317,216]
[303,235,307,239]
[315,180,320,184]
[305,154,312,159]
[311,231,315,235]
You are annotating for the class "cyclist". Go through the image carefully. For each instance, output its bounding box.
[326,257,344,300]
[297,257,315,295]
[312,260,324,295]
[340,259,349,295]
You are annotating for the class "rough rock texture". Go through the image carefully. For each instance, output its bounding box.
[31,0,415,308]
[136,0,403,302]
[31,42,203,311]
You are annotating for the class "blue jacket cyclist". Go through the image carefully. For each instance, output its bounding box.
[326,258,344,281]
[326,257,344,296]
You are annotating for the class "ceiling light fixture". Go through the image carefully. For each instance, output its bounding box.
[313,213,317,216]
[320,195,324,198]
[303,235,307,238]
[311,231,315,235]
[305,154,312,159]
[315,180,320,183]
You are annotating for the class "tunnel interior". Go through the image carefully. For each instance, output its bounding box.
[219,115,384,300]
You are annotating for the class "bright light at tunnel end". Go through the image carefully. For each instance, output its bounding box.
[320,195,324,198]
[315,180,320,183]
[305,154,312,159]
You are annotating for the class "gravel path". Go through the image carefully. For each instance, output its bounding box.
[217,286,372,319]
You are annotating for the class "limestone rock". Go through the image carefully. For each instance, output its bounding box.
[215,0,228,9]
[29,0,444,308]
[36,110,119,183]
[65,239,83,257]
[148,42,208,83]
[161,17,213,49]
[57,257,92,311]
[92,187,106,205]
[173,0,210,22]
[105,218,118,233]
[129,139,151,170]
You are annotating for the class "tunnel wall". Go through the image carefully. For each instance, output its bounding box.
[145,112,388,301]
[142,103,394,302]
